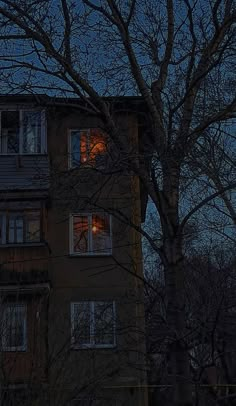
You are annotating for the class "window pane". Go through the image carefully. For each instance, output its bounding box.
[2,305,26,350]
[11,309,24,347]
[0,214,6,244]
[70,129,107,168]
[89,129,106,166]
[0,215,2,244]
[8,216,23,244]
[73,216,89,253]
[1,111,19,153]
[71,130,81,167]
[73,302,91,346]
[26,212,40,242]
[8,219,15,243]
[92,214,111,254]
[23,111,41,153]
[3,389,28,406]
[94,302,114,345]
[16,218,23,243]
[80,131,88,164]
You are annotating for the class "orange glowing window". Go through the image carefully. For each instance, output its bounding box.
[70,129,107,168]
[72,213,112,255]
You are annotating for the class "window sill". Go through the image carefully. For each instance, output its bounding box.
[69,252,112,257]
[2,347,27,352]
[71,344,116,350]
[0,242,47,248]
[69,163,95,169]
[68,165,107,172]
[0,153,47,156]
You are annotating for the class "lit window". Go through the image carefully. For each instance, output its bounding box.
[69,129,107,168]
[71,213,112,255]
[0,110,46,154]
[0,210,41,245]
[2,304,27,351]
[71,301,116,349]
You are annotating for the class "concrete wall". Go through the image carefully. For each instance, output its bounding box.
[0,104,148,405]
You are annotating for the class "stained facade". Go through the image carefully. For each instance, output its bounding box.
[0,95,148,406]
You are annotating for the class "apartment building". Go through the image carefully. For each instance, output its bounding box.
[0,95,148,406]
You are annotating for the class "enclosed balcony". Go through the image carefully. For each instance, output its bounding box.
[0,200,49,274]
[0,109,49,191]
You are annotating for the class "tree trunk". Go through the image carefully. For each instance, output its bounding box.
[161,162,192,406]
[164,238,192,406]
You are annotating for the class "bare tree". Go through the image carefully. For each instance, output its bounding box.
[0,286,129,406]
[0,1,235,405]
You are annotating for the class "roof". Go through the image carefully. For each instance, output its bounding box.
[0,94,147,113]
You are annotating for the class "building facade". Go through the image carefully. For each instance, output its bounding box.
[0,95,148,406]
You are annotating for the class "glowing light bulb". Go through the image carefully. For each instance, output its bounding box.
[92,225,97,232]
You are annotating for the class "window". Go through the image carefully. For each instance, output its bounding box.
[71,301,116,349]
[0,110,46,154]
[69,128,107,168]
[1,387,28,406]
[0,210,41,245]
[189,343,212,370]
[2,304,27,351]
[71,213,112,255]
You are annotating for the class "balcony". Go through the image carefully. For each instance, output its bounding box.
[0,244,49,275]
[0,268,50,299]
[0,154,49,191]
[0,109,49,191]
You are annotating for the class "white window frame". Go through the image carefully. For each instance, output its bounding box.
[68,128,107,169]
[71,301,116,349]
[0,210,42,245]
[2,304,27,352]
[69,213,112,256]
[0,109,46,155]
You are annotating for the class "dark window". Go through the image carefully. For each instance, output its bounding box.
[1,387,28,406]
[23,111,42,153]
[0,110,46,154]
[71,301,116,349]
[2,304,27,351]
[0,210,41,245]
[1,111,20,153]
[25,212,41,242]
[8,215,24,244]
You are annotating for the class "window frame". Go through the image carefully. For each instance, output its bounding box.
[2,303,27,352]
[69,213,112,256]
[68,128,107,169]
[71,301,116,350]
[0,209,42,246]
[1,387,28,406]
[0,109,47,155]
